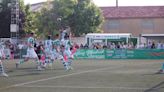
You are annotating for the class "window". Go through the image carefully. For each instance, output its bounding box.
[141,19,154,30]
[107,20,120,30]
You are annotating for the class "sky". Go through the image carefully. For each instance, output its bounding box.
[24,0,164,6]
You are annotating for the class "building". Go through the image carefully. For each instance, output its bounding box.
[30,2,48,12]
[101,6,164,37]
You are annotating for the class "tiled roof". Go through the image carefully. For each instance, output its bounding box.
[100,6,164,19]
[30,2,164,19]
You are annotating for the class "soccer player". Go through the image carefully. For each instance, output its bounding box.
[44,35,53,68]
[0,42,8,77]
[62,34,74,70]
[157,63,164,74]
[16,33,44,70]
[36,41,45,67]
[52,34,69,70]
[60,28,67,42]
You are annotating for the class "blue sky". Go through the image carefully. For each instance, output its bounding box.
[24,0,164,6]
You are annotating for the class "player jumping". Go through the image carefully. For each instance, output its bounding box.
[52,34,70,70]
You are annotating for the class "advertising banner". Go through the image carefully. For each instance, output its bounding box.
[74,49,164,59]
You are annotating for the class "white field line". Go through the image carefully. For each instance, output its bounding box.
[20,85,150,90]
[0,66,121,90]
[14,67,120,87]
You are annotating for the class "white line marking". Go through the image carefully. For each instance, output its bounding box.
[0,86,14,90]
[11,66,121,88]
[20,85,149,90]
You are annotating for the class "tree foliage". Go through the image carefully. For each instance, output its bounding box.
[0,0,37,38]
[36,0,76,37]
[38,0,104,37]
[18,0,26,37]
[0,0,11,38]
[36,6,57,37]
[23,4,38,34]
[70,0,104,36]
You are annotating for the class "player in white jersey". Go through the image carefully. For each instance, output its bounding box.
[52,34,69,70]
[0,42,8,77]
[16,33,44,70]
[44,35,53,68]
[60,28,67,42]
[0,42,5,59]
[62,34,74,70]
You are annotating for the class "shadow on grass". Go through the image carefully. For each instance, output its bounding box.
[144,81,164,92]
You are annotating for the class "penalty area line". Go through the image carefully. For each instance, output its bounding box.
[13,66,121,87]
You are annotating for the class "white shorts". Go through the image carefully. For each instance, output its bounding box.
[45,48,52,58]
[51,52,63,60]
[26,48,38,58]
[64,50,72,58]
[0,52,2,58]
[0,50,4,58]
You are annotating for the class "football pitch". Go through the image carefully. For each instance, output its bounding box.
[0,59,164,92]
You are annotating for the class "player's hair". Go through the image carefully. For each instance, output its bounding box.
[64,33,69,39]
[30,32,34,36]
[61,45,65,48]
[55,34,59,37]
[47,35,51,39]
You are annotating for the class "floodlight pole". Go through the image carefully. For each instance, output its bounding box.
[116,0,118,8]
[10,0,19,44]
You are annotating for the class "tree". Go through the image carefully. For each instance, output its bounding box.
[70,0,104,36]
[35,0,76,37]
[35,2,58,38]
[19,0,26,37]
[23,4,38,34]
[51,0,104,36]
[0,0,11,38]
[52,0,76,29]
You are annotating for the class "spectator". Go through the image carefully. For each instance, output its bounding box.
[84,44,89,49]
[122,43,127,49]
[74,43,80,49]
[157,41,162,49]
[151,42,156,49]
[80,44,84,49]
[103,44,107,49]
[18,42,24,50]
[110,43,116,49]
[116,42,121,49]
[137,43,145,49]
[162,43,164,49]
[9,44,14,59]
[147,42,152,49]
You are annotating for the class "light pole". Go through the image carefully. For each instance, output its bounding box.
[116,0,118,7]
[10,0,19,44]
